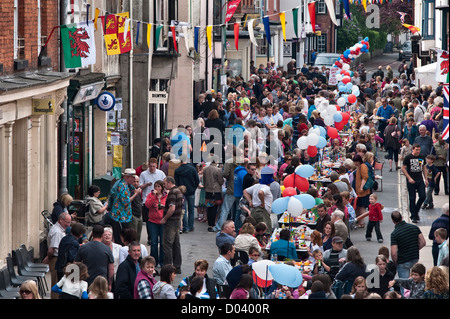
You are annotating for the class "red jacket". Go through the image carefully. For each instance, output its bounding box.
[368,203,383,222]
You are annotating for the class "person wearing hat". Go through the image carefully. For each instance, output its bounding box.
[107,168,142,245]
[322,236,348,281]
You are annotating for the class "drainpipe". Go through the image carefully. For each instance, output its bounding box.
[129,0,134,168]
[58,0,70,195]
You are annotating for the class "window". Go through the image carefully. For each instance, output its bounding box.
[422,0,435,40]
[317,34,327,53]
[317,0,327,14]
[154,0,178,52]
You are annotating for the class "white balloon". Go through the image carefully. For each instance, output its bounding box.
[307,133,319,146]
[324,115,334,126]
[287,197,303,217]
[327,105,337,115]
[297,136,308,149]
[342,63,350,71]
[309,127,321,136]
[335,74,343,81]
[337,97,346,107]
[320,109,328,118]
[320,100,329,108]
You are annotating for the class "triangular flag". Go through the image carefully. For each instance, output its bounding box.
[206,25,213,51]
[279,12,286,41]
[155,24,163,48]
[248,19,258,47]
[170,26,178,53]
[308,2,316,33]
[263,16,271,45]
[194,26,200,53]
[234,23,239,50]
[362,0,367,12]
[182,26,190,53]
[402,23,420,34]
[292,8,299,38]
[136,21,140,45]
[147,23,152,48]
[343,0,351,20]
[94,8,100,30]
[324,0,338,26]
[200,141,207,152]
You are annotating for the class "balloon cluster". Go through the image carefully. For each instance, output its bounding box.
[272,164,318,216]
[296,126,328,158]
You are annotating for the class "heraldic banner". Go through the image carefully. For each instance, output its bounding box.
[61,22,96,69]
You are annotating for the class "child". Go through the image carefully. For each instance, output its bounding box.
[399,139,412,162]
[365,194,384,243]
[312,249,330,275]
[434,228,449,266]
[423,266,450,299]
[248,246,260,265]
[254,222,270,248]
[230,274,253,299]
[52,262,89,299]
[422,155,441,210]
[341,191,356,229]
[195,163,207,222]
[88,275,114,299]
[389,263,426,299]
[367,255,396,297]
[350,276,368,298]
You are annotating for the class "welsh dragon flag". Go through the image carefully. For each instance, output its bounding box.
[61,22,96,69]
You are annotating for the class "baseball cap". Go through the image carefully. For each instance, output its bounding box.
[332,236,344,244]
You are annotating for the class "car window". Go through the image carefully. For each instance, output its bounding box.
[315,56,339,65]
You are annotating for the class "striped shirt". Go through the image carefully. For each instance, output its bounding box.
[391,221,422,265]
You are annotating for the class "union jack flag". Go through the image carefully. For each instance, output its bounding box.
[442,82,449,141]
[397,11,407,23]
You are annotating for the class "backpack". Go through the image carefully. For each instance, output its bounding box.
[363,162,375,190]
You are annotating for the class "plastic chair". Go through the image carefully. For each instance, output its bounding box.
[12,250,48,296]
[5,255,37,287]
[19,245,49,272]
[0,267,20,299]
[373,160,384,192]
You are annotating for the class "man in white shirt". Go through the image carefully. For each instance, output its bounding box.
[213,243,235,285]
[243,179,274,230]
[139,157,166,244]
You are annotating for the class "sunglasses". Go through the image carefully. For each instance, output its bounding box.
[20,290,32,295]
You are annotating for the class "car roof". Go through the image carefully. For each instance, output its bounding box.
[316,53,340,56]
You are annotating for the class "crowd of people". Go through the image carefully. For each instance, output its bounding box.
[24,59,449,301]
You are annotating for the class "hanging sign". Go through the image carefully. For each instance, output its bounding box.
[96,92,116,111]
[148,91,168,104]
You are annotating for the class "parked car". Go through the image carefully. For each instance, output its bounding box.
[313,53,341,69]
[398,41,412,61]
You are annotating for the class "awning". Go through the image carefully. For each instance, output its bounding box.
[415,62,439,88]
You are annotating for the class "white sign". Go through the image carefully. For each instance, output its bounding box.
[148,91,168,104]
[328,67,340,86]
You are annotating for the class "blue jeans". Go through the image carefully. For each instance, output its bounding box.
[423,185,435,206]
[182,194,196,232]
[234,196,243,233]
[397,259,419,279]
[214,194,235,232]
[406,179,426,220]
[147,221,164,267]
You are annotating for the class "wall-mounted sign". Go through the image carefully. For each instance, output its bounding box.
[72,81,104,105]
[32,98,55,115]
[148,91,168,104]
[96,92,116,111]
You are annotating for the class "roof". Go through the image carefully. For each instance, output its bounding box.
[0,70,74,93]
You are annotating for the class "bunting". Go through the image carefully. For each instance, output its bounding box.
[147,23,152,48]
[292,8,299,38]
[308,2,316,33]
[170,26,178,53]
[263,16,271,45]
[248,19,258,47]
[194,26,200,53]
[324,0,338,26]
[279,12,286,42]
[155,25,162,49]
[207,25,213,51]
[234,23,239,50]
[225,0,241,23]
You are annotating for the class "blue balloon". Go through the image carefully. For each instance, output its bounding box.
[268,264,303,288]
[296,164,315,178]
[294,194,316,209]
[271,197,290,214]
[333,112,343,123]
[362,44,367,50]
[316,135,327,148]
[364,37,369,42]
[346,82,353,91]
[314,125,327,138]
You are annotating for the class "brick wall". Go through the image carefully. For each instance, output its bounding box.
[0,0,59,74]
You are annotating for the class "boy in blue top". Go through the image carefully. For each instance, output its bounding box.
[422,155,441,210]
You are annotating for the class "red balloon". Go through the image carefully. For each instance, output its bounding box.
[335,121,345,130]
[283,174,295,188]
[307,145,318,158]
[348,94,357,104]
[283,187,297,197]
[327,126,339,139]
[335,105,340,111]
[296,176,310,192]
[341,112,350,123]
[341,76,351,84]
